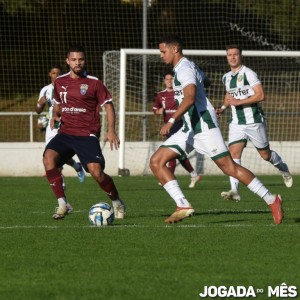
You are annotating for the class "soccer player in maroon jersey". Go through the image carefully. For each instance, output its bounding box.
[153,70,200,188]
[43,44,125,220]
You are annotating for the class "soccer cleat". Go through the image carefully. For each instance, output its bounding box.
[77,163,85,183]
[52,206,67,220]
[113,199,126,219]
[268,194,284,225]
[164,207,195,224]
[282,172,293,188]
[189,175,201,188]
[66,203,73,214]
[221,190,241,202]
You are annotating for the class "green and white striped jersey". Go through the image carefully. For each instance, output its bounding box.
[173,57,218,133]
[38,83,55,120]
[222,65,264,125]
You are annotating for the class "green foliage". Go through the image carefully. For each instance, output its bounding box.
[0,175,299,300]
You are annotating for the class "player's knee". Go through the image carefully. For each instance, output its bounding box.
[149,154,162,171]
[43,150,55,168]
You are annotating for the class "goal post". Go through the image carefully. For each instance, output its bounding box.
[102,49,300,176]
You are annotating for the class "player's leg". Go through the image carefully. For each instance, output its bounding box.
[88,162,125,219]
[257,149,293,188]
[43,134,74,219]
[43,149,69,219]
[221,142,245,202]
[221,123,247,201]
[195,127,283,224]
[178,157,200,188]
[248,122,293,188]
[215,155,283,224]
[167,159,177,174]
[149,131,194,223]
[78,136,125,219]
[65,157,85,183]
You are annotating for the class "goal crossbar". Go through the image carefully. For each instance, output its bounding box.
[118,48,300,173]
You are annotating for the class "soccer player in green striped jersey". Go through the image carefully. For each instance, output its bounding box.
[150,35,284,225]
[217,45,292,202]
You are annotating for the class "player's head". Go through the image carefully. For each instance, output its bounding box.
[159,35,184,52]
[66,44,86,76]
[163,69,174,90]
[159,34,184,66]
[48,64,61,83]
[225,44,243,69]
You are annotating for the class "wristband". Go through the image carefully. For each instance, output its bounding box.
[168,117,175,124]
[221,105,226,110]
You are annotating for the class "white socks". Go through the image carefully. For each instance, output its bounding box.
[190,170,198,178]
[230,159,241,193]
[163,180,191,208]
[247,177,276,205]
[58,197,67,208]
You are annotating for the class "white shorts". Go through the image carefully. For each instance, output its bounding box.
[161,127,229,161]
[228,122,269,149]
[45,126,58,145]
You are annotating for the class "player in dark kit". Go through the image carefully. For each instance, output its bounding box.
[43,44,125,220]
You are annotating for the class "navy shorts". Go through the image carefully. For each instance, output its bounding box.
[44,133,105,172]
[167,119,183,138]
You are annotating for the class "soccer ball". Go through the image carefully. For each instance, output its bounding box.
[88,202,114,226]
[37,116,49,128]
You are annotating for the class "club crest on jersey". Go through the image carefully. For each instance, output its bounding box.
[80,84,88,95]
[238,74,244,82]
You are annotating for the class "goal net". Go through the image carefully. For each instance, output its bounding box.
[103,49,300,176]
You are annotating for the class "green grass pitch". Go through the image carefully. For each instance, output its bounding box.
[0,175,299,300]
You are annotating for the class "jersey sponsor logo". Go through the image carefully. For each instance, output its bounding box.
[174,90,183,96]
[80,84,88,95]
[229,88,250,98]
[62,107,87,113]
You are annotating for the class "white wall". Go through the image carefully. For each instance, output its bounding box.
[0,142,299,176]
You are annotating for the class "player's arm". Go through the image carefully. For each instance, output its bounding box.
[36,95,46,114]
[103,102,120,150]
[216,93,230,117]
[49,102,61,129]
[171,84,195,120]
[153,94,164,115]
[160,84,195,136]
[153,107,164,115]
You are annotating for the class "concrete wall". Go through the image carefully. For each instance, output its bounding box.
[0,141,299,176]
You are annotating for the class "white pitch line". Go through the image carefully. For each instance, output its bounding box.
[0,223,299,230]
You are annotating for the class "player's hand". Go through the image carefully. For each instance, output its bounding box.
[215,107,224,118]
[160,122,173,136]
[226,95,239,106]
[105,129,120,150]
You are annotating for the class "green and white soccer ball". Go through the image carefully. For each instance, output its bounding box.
[88,202,114,226]
[37,116,49,128]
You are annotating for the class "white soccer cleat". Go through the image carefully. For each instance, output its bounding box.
[282,172,293,188]
[189,175,201,188]
[52,206,67,220]
[221,190,241,202]
[113,199,126,219]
